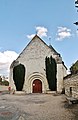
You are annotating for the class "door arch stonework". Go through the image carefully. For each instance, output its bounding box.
[32,79,42,93]
[25,73,49,93]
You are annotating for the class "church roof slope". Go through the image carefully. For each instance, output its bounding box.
[49,45,60,55]
[33,35,59,55]
[18,35,60,57]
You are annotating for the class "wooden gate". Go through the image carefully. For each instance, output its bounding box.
[32,79,42,93]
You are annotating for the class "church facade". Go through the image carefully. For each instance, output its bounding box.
[9,35,67,93]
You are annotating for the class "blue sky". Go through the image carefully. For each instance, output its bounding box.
[0,0,78,76]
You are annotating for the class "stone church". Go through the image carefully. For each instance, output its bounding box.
[9,35,67,93]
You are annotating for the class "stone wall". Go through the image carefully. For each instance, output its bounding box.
[9,35,67,93]
[64,73,78,98]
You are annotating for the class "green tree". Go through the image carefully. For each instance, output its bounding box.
[45,56,57,91]
[75,0,78,4]
[70,60,78,74]
[13,64,25,91]
[0,76,2,85]
[74,1,78,26]
[1,80,9,86]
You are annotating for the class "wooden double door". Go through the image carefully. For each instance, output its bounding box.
[33,79,42,93]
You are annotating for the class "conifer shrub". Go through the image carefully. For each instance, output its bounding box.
[13,64,25,91]
[45,56,57,91]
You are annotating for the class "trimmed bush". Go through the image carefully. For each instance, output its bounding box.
[13,64,25,91]
[45,56,57,91]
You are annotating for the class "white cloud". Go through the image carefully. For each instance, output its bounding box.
[27,26,48,39]
[27,34,35,39]
[35,26,48,37]
[0,51,18,76]
[56,27,72,41]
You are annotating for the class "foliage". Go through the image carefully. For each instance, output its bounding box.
[75,0,78,4]
[70,60,78,74]
[45,56,57,91]
[0,76,2,82]
[0,76,2,84]
[0,76,9,86]
[1,80,9,86]
[13,64,25,91]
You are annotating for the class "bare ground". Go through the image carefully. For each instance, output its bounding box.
[0,93,78,120]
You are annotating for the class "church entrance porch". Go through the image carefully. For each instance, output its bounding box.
[32,79,42,93]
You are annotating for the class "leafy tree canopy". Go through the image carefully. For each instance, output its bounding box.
[70,60,78,74]
[1,80,9,86]
[75,0,78,4]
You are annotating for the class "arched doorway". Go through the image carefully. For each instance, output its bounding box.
[32,79,42,93]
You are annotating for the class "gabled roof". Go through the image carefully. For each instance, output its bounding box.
[10,34,67,69]
[17,34,60,59]
[49,45,60,55]
[31,35,59,53]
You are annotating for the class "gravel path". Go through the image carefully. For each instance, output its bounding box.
[0,93,77,120]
